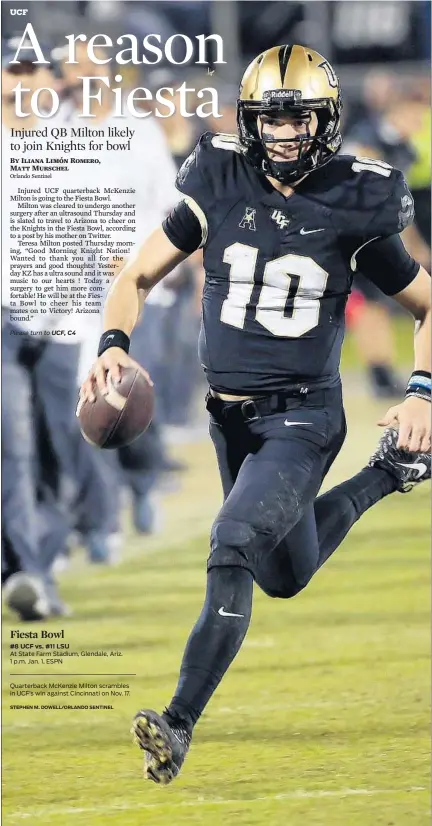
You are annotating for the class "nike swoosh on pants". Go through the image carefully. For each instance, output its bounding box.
[218,607,244,618]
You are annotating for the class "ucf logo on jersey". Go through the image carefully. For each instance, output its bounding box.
[271,209,290,229]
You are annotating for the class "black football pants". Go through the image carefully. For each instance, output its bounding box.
[207,385,349,597]
[167,384,397,726]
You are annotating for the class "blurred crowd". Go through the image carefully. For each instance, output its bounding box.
[342,69,431,398]
[2,38,207,621]
[1,29,431,621]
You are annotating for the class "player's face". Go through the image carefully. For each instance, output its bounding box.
[258,111,318,162]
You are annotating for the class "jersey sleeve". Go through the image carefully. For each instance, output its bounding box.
[175,133,216,245]
[162,200,203,253]
[332,157,416,244]
[361,167,415,240]
[354,234,420,296]
[349,168,420,294]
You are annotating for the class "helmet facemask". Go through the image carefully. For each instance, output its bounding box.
[238,92,342,184]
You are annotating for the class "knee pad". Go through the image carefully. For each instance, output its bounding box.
[208,516,260,572]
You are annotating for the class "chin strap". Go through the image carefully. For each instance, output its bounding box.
[260,128,313,184]
[263,154,310,184]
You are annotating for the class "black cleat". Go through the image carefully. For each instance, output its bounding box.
[368,427,431,492]
[131,709,191,785]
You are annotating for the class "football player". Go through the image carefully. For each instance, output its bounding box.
[79,45,431,784]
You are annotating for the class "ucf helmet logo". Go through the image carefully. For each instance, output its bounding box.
[239,207,257,231]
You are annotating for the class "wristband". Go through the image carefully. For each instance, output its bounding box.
[98,329,130,357]
[405,371,431,403]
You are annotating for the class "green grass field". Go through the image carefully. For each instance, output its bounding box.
[2,383,430,826]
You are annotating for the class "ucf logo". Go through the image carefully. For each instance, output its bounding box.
[271,209,290,229]
[239,207,257,231]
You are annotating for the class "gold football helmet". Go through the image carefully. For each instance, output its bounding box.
[237,44,342,183]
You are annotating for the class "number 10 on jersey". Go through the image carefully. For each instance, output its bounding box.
[220,242,329,338]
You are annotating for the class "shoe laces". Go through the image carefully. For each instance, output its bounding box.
[163,708,192,748]
[171,726,191,749]
[371,428,397,463]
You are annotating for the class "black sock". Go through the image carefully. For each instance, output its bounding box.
[314,466,396,569]
[165,566,253,730]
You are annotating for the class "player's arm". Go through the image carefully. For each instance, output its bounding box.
[345,148,431,270]
[79,202,203,403]
[392,266,431,376]
[103,199,203,336]
[401,223,431,272]
[378,265,431,451]
[103,200,203,340]
[103,228,188,338]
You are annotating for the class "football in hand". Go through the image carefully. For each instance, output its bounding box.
[78,366,154,449]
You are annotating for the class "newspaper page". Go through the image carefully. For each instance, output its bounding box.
[2,3,430,826]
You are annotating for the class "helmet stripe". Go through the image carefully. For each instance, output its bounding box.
[278,44,293,85]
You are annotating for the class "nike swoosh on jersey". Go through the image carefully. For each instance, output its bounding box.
[284,420,314,427]
[299,227,325,235]
[218,607,245,618]
[396,461,428,477]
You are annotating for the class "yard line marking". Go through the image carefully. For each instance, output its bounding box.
[8,787,427,819]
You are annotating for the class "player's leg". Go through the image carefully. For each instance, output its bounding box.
[251,403,347,598]
[133,402,337,783]
[294,420,431,580]
[256,464,397,599]
[164,397,328,722]
[160,403,258,716]
[132,401,254,782]
[208,403,254,500]
[312,464,397,571]
[257,421,429,599]
[132,389,430,781]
